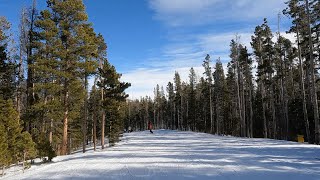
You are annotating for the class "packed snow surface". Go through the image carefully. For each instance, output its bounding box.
[2,130,320,179]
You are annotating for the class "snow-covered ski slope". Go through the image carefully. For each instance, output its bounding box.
[3,130,320,180]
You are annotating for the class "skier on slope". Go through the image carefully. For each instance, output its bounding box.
[148,121,153,134]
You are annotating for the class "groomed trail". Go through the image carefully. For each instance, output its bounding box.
[3,130,320,180]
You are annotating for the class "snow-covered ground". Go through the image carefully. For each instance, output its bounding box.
[2,130,320,180]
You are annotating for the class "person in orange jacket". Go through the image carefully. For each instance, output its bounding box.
[148,121,153,134]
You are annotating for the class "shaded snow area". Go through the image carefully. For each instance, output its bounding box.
[2,130,320,180]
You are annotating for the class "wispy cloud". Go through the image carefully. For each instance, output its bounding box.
[149,0,287,27]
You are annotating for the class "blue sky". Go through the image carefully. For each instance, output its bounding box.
[0,0,294,99]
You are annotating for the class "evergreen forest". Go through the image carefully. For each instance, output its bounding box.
[0,0,319,175]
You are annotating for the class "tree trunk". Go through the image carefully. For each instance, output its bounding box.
[99,58,106,149]
[177,104,180,130]
[306,0,320,144]
[283,59,289,140]
[173,103,176,129]
[216,104,221,135]
[280,66,288,140]
[297,29,311,143]
[249,86,253,138]
[16,47,23,119]
[157,107,160,129]
[93,110,97,151]
[235,47,243,137]
[92,81,97,150]
[209,87,213,133]
[42,96,48,133]
[61,89,69,155]
[22,151,26,173]
[153,103,156,128]
[271,85,277,139]
[204,106,207,133]
[171,102,173,129]
[241,73,246,137]
[261,82,268,138]
[26,1,37,132]
[49,91,55,145]
[101,93,105,149]
[49,118,53,145]
[278,39,288,140]
[187,99,189,130]
[68,134,72,154]
[180,96,182,130]
[82,75,88,153]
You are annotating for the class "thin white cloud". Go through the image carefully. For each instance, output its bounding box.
[149,0,287,27]
[198,32,253,53]
[146,31,254,67]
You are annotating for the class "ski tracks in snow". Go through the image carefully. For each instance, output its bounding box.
[2,130,320,180]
